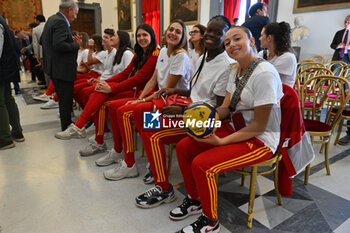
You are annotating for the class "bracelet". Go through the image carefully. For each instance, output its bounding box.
[142,98,146,102]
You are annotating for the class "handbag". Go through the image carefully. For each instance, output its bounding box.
[166,94,192,107]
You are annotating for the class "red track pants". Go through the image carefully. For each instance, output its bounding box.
[176,123,273,221]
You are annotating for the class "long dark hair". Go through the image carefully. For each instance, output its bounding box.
[133,24,157,70]
[113,31,133,65]
[189,23,206,56]
[91,34,103,52]
[263,22,292,56]
[166,19,188,55]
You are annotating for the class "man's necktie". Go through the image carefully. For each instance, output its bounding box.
[340,30,349,58]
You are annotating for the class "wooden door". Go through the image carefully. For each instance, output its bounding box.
[71,9,95,36]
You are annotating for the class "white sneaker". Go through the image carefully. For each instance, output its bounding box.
[88,132,113,143]
[103,160,139,181]
[33,93,50,102]
[95,148,122,166]
[55,123,86,140]
[41,99,59,109]
[79,140,107,157]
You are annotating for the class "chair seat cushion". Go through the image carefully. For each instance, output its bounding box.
[331,107,350,116]
[304,119,332,132]
[304,101,321,108]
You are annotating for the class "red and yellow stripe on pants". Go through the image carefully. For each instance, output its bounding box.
[137,117,187,191]
[176,123,273,220]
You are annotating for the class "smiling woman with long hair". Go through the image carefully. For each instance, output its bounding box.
[172,25,283,233]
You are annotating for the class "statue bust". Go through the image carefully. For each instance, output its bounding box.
[292,16,310,44]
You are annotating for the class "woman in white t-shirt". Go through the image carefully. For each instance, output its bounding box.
[94,19,191,179]
[259,22,297,87]
[188,24,206,76]
[171,26,283,233]
[76,32,89,73]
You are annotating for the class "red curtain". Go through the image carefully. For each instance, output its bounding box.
[142,0,160,45]
[224,0,241,23]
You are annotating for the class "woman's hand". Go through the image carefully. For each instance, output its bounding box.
[88,77,99,83]
[194,133,223,146]
[126,99,143,105]
[162,106,183,115]
[155,88,176,99]
[95,81,112,93]
[216,106,231,121]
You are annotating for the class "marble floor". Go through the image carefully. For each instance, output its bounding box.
[1,72,350,233]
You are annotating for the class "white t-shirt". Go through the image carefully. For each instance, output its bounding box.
[100,48,117,81]
[111,50,134,77]
[226,61,283,153]
[156,47,191,90]
[91,50,107,74]
[188,48,200,76]
[258,51,297,88]
[77,49,89,68]
[190,52,232,106]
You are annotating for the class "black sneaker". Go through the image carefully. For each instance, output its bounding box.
[169,196,202,220]
[135,185,175,208]
[176,214,220,233]
[12,132,25,142]
[143,163,154,184]
[0,140,15,150]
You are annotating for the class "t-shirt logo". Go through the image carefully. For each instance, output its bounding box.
[143,110,161,129]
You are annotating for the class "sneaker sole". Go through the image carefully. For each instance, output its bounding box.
[169,209,202,221]
[55,134,86,140]
[95,160,118,167]
[41,106,59,110]
[0,142,15,150]
[135,195,176,209]
[13,138,25,142]
[79,149,106,157]
[143,179,155,185]
[104,172,139,181]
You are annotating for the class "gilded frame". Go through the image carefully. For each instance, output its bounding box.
[293,0,350,13]
[117,0,132,31]
[170,0,200,25]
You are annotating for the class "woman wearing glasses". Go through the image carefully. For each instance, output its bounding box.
[188,24,206,75]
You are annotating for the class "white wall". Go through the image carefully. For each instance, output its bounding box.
[276,0,349,60]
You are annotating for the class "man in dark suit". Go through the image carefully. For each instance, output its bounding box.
[242,2,270,52]
[0,15,24,150]
[333,15,350,146]
[41,0,80,131]
[331,15,350,66]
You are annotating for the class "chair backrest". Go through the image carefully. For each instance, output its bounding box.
[307,55,325,64]
[333,64,350,77]
[300,75,350,130]
[297,61,325,75]
[294,67,333,99]
[325,60,348,71]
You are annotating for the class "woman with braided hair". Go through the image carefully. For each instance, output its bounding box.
[259,22,297,87]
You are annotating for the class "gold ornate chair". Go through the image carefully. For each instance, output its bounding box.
[302,76,350,184]
[307,55,325,64]
[325,60,348,71]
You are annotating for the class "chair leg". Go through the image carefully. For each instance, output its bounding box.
[241,167,246,186]
[325,142,331,175]
[167,144,173,177]
[247,166,257,229]
[334,119,344,145]
[320,144,325,153]
[273,162,282,205]
[304,164,310,185]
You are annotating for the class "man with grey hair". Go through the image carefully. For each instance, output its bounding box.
[41,0,80,132]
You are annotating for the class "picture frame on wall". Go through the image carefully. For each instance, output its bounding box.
[170,0,200,24]
[117,0,132,31]
[293,0,350,13]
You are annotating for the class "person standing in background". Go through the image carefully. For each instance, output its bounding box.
[0,14,24,150]
[41,0,80,131]
[242,2,270,52]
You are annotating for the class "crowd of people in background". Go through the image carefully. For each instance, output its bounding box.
[1,0,350,232]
